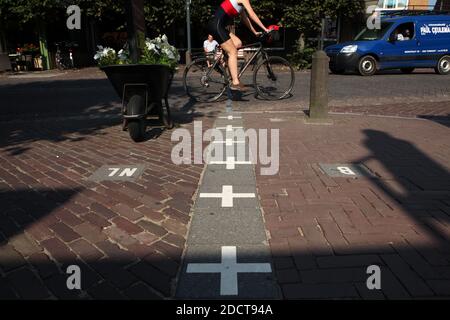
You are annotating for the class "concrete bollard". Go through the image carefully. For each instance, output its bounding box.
[307,50,332,124]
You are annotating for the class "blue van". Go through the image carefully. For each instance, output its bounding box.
[325,14,450,76]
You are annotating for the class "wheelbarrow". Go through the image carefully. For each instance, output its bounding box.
[101,64,174,142]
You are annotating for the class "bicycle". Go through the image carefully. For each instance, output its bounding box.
[183,31,295,102]
[55,41,77,70]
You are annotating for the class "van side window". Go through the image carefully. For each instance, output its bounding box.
[391,22,415,41]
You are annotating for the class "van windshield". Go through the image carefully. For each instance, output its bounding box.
[354,22,393,41]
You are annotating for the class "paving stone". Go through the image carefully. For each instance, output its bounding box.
[113,217,143,235]
[69,239,104,261]
[49,222,81,243]
[138,220,168,237]
[0,245,27,272]
[129,261,172,297]
[0,278,18,299]
[7,268,51,299]
[28,252,60,279]
[123,282,163,300]
[87,281,126,300]
[92,260,138,289]
[73,223,107,244]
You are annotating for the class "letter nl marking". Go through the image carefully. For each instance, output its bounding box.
[187,246,271,296]
[88,165,146,182]
[319,163,375,178]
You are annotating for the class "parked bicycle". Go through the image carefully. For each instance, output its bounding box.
[55,41,77,70]
[183,31,295,102]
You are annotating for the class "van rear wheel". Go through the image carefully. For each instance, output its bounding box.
[401,68,415,74]
[435,56,450,75]
[358,56,377,76]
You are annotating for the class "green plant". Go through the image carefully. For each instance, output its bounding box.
[140,35,180,70]
[94,35,180,71]
[288,42,315,70]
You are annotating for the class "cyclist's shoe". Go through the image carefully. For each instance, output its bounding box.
[229,83,248,92]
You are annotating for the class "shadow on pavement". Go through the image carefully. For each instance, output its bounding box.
[418,114,450,129]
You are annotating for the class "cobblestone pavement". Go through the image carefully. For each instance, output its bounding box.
[0,116,222,299]
[331,101,450,121]
[0,68,221,299]
[1,67,450,299]
[245,112,450,299]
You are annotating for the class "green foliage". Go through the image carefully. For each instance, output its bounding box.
[287,42,315,70]
[282,0,364,34]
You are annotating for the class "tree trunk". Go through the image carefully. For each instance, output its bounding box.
[126,0,146,64]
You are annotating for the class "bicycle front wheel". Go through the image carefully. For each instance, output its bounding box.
[254,56,295,100]
[183,58,227,103]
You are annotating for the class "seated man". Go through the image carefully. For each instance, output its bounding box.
[204,34,219,67]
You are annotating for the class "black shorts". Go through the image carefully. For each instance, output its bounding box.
[208,7,232,44]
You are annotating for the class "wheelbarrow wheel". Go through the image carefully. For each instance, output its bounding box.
[159,98,174,129]
[127,95,146,142]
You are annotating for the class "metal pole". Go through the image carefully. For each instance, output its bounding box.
[186,0,192,65]
[319,18,326,50]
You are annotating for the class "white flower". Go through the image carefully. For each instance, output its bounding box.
[161,34,168,43]
[118,49,128,61]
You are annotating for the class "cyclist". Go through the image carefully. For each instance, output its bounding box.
[208,0,269,91]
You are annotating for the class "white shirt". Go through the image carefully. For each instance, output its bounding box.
[204,40,219,53]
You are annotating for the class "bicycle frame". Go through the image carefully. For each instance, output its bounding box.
[204,42,270,82]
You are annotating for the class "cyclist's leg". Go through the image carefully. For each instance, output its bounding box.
[229,33,242,49]
[221,39,239,86]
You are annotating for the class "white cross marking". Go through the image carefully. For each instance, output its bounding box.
[199,185,255,207]
[186,246,272,296]
[216,125,243,132]
[219,115,242,120]
[210,156,252,170]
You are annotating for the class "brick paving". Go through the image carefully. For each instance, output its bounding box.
[0,113,215,299]
[245,112,450,299]
[331,101,450,120]
[2,67,450,300]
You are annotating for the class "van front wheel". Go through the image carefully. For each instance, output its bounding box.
[435,56,450,75]
[358,56,377,76]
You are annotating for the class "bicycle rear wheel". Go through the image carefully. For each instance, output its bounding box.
[183,58,227,102]
[254,56,295,100]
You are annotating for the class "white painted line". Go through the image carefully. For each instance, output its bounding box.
[216,125,243,132]
[219,115,242,120]
[210,156,252,170]
[199,185,255,207]
[187,246,272,296]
